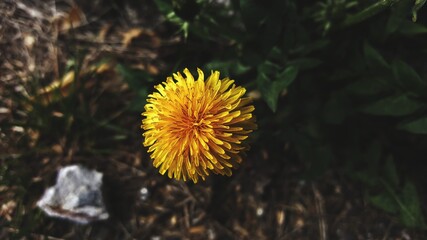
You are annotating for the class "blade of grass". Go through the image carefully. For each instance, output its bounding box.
[340,0,401,29]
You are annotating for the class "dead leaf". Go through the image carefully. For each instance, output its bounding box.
[0,200,17,222]
[55,4,87,32]
[36,71,75,105]
[94,62,115,74]
[31,60,117,106]
[188,226,205,234]
[294,217,305,229]
[146,64,159,75]
[276,209,285,226]
[97,24,112,42]
[28,128,40,147]
[132,63,159,75]
[52,144,63,154]
[146,30,162,48]
[122,28,143,48]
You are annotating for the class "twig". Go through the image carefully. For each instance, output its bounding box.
[312,183,327,240]
[382,222,393,240]
[212,220,236,239]
[119,221,135,240]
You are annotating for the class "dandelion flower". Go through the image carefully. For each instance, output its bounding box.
[141,68,256,183]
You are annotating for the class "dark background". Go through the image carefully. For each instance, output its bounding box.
[1,0,427,239]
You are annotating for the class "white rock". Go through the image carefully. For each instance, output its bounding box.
[37,165,109,224]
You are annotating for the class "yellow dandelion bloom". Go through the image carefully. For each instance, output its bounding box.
[141,68,256,183]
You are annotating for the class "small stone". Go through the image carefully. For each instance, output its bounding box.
[140,187,149,201]
[256,207,264,217]
[37,165,109,224]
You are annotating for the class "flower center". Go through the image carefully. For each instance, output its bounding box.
[192,119,204,127]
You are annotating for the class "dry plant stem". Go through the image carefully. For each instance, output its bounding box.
[213,220,236,239]
[332,201,351,228]
[109,157,146,177]
[177,181,197,202]
[382,222,393,240]
[118,222,133,240]
[184,203,191,229]
[275,206,286,238]
[51,0,59,80]
[312,183,327,240]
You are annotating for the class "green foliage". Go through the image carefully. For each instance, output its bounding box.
[392,59,427,93]
[257,63,298,112]
[412,0,426,21]
[370,179,426,228]
[116,64,152,112]
[14,58,132,154]
[362,95,424,116]
[398,116,427,134]
[363,42,389,69]
[151,0,427,228]
[340,0,395,29]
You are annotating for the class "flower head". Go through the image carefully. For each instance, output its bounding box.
[141,68,256,183]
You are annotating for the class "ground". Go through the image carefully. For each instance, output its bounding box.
[0,1,426,239]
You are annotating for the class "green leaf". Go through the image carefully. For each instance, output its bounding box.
[392,60,421,81]
[290,40,329,56]
[241,13,283,65]
[385,1,413,35]
[384,157,399,187]
[346,77,392,96]
[400,181,426,228]
[205,60,250,77]
[351,142,382,187]
[398,21,427,35]
[128,88,149,112]
[276,66,298,87]
[387,2,427,35]
[257,66,298,112]
[240,1,286,66]
[386,14,403,35]
[116,64,151,112]
[322,91,351,124]
[370,193,399,214]
[258,61,280,75]
[377,179,426,228]
[154,0,174,15]
[154,0,187,37]
[412,0,427,22]
[287,58,322,70]
[363,42,389,69]
[398,116,427,134]
[340,0,394,28]
[239,0,268,29]
[116,64,153,90]
[352,171,379,187]
[392,59,427,93]
[362,94,424,116]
